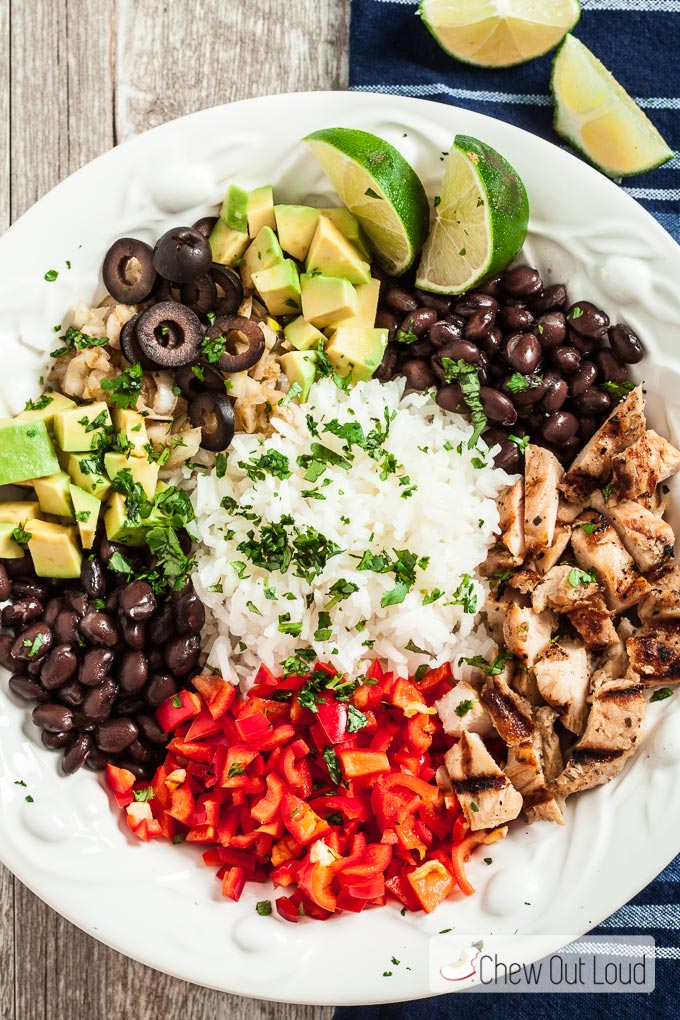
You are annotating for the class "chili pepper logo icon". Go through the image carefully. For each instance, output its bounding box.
[440,939,484,982]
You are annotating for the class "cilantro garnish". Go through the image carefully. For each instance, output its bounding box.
[567,567,597,587]
[455,699,475,718]
[323,745,342,785]
[440,358,487,448]
[101,361,144,409]
[50,326,109,358]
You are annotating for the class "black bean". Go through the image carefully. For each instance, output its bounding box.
[145,672,177,708]
[453,293,499,317]
[118,760,153,781]
[401,307,438,336]
[80,557,107,598]
[502,266,542,298]
[499,305,534,331]
[119,581,156,621]
[40,644,78,690]
[464,308,496,341]
[550,346,581,374]
[401,359,435,391]
[596,348,629,384]
[507,333,541,375]
[116,696,146,716]
[12,580,48,600]
[119,650,149,694]
[104,585,123,614]
[528,284,567,315]
[79,611,120,647]
[569,332,597,358]
[375,310,399,333]
[62,733,93,774]
[579,416,599,440]
[504,375,547,407]
[480,387,517,426]
[608,324,644,365]
[99,536,127,567]
[571,387,612,415]
[83,748,108,771]
[11,623,52,661]
[429,321,463,348]
[492,438,522,473]
[373,343,398,382]
[406,338,434,360]
[477,274,503,298]
[437,339,483,365]
[43,597,65,628]
[127,737,155,764]
[79,647,116,687]
[136,713,168,745]
[26,659,43,679]
[534,312,567,350]
[42,729,70,750]
[147,649,165,672]
[0,563,9,601]
[63,590,89,617]
[444,314,466,329]
[58,680,85,707]
[385,288,418,314]
[96,717,139,753]
[569,361,598,396]
[8,673,48,702]
[32,702,73,733]
[165,635,201,677]
[482,327,503,358]
[436,383,466,414]
[120,616,146,650]
[543,411,580,444]
[413,289,452,312]
[567,301,609,339]
[54,609,80,645]
[5,559,36,580]
[2,597,43,629]
[82,678,119,722]
[542,377,569,413]
[173,591,206,637]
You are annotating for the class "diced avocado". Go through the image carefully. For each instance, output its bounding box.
[65,453,111,500]
[320,208,372,261]
[69,485,101,550]
[251,259,301,316]
[274,205,321,261]
[0,501,41,525]
[26,518,82,579]
[300,274,358,328]
[283,316,326,352]
[306,217,371,285]
[0,523,25,559]
[103,453,159,499]
[0,419,60,486]
[220,184,250,233]
[111,407,149,457]
[16,392,77,428]
[32,472,73,518]
[326,278,381,334]
[324,327,389,384]
[103,492,147,547]
[247,186,276,236]
[241,226,284,290]
[209,217,249,266]
[53,401,112,453]
[279,351,318,404]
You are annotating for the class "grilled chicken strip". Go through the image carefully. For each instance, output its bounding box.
[566,591,619,651]
[497,479,525,563]
[503,602,556,667]
[550,667,645,798]
[445,731,523,831]
[626,623,680,686]
[531,523,572,575]
[612,429,680,501]
[506,706,566,826]
[532,563,600,614]
[570,510,650,612]
[637,565,680,627]
[435,680,494,737]
[559,386,646,503]
[591,492,675,574]
[524,446,563,557]
[533,638,591,735]
[480,671,534,746]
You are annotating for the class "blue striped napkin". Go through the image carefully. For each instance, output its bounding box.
[337,2,680,1015]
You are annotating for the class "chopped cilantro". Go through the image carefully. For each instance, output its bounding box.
[601,380,635,399]
[470,801,479,813]
[24,394,53,412]
[50,326,109,358]
[215,452,228,478]
[347,704,369,732]
[44,269,58,282]
[440,358,487,447]
[228,762,247,778]
[11,525,32,546]
[314,611,333,642]
[508,433,530,453]
[246,601,263,616]
[278,612,302,636]
[381,581,409,607]
[505,372,542,394]
[132,787,154,803]
[323,745,342,785]
[650,688,673,703]
[581,522,598,535]
[455,699,475,718]
[100,362,143,409]
[568,567,596,587]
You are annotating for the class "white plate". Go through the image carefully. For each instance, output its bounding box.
[1,91,680,1006]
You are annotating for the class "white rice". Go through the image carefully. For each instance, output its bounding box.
[187,377,511,687]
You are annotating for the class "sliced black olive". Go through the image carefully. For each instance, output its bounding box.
[153,227,212,284]
[189,392,235,451]
[154,277,181,303]
[192,216,218,238]
[175,362,225,399]
[102,238,157,303]
[135,301,203,368]
[119,312,158,370]
[180,273,218,316]
[210,264,244,316]
[204,315,265,373]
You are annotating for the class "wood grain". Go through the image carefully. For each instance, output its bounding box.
[1,0,349,1017]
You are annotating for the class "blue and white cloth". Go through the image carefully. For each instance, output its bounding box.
[338,1,680,1015]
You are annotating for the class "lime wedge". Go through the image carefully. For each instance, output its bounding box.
[415,135,529,295]
[420,0,580,68]
[304,128,430,275]
[552,35,673,178]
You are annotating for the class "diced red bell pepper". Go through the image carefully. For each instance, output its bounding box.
[221,866,247,901]
[316,694,348,744]
[155,689,202,733]
[250,772,286,824]
[281,792,331,846]
[166,738,215,764]
[414,661,453,694]
[336,749,390,779]
[452,814,470,843]
[308,794,370,824]
[329,832,367,873]
[219,746,259,787]
[271,834,303,866]
[406,859,455,913]
[248,723,297,752]
[235,711,272,743]
[186,823,217,843]
[336,843,392,881]
[276,895,302,923]
[385,873,422,911]
[342,874,385,900]
[335,889,368,912]
[105,764,137,807]
[297,857,337,912]
[253,663,277,687]
[379,772,440,806]
[192,674,237,719]
[125,801,163,842]
[192,795,221,828]
[280,745,312,797]
[185,708,223,741]
[167,785,195,825]
[406,712,436,754]
[271,859,300,888]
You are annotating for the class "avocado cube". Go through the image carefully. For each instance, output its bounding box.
[69,484,101,550]
[0,522,25,559]
[111,407,149,457]
[274,205,321,261]
[26,518,82,578]
[209,217,249,266]
[300,274,358,329]
[104,492,147,547]
[320,208,372,261]
[0,419,60,486]
[53,401,112,452]
[279,351,318,404]
[32,472,74,518]
[251,260,301,316]
[241,226,284,290]
[306,216,371,286]
[247,186,276,237]
[325,278,381,335]
[220,183,250,233]
[283,316,326,352]
[16,392,77,428]
[103,453,159,499]
[65,453,111,500]
[325,327,389,385]
[0,501,41,525]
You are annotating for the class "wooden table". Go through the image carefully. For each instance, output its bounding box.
[0,3,348,1017]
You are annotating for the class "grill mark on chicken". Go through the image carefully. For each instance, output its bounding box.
[599,684,643,701]
[612,429,680,502]
[571,510,650,612]
[568,746,625,765]
[481,685,534,744]
[453,775,508,795]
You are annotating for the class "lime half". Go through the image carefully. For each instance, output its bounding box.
[304,128,430,275]
[420,0,580,68]
[552,35,673,178]
[415,135,529,295]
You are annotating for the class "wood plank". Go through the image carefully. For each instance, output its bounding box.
[0,0,9,234]
[0,864,14,1020]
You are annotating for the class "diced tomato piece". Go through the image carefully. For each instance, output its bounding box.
[336,749,390,779]
[316,694,348,744]
[281,792,331,845]
[406,859,454,913]
[167,785,194,825]
[221,866,246,901]
[297,858,337,912]
[250,772,286,824]
[235,711,272,743]
[105,764,137,807]
[155,689,202,733]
